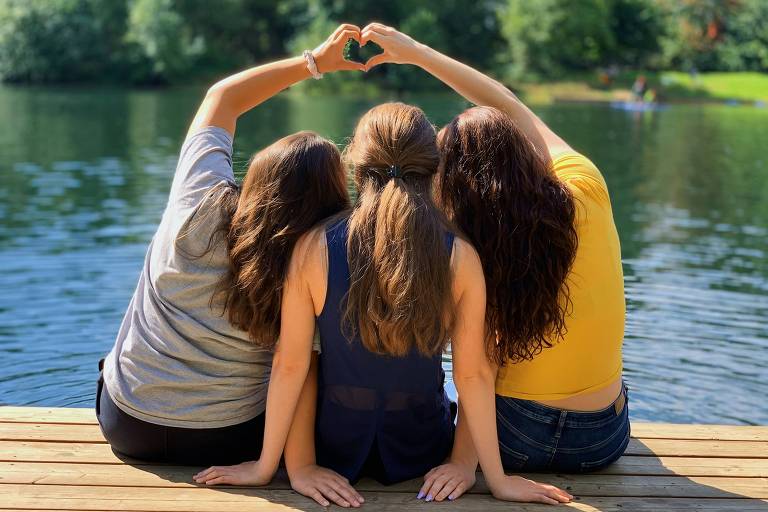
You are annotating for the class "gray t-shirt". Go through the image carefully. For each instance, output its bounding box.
[103,127,273,428]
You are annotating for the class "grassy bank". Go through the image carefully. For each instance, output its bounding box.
[517,71,768,105]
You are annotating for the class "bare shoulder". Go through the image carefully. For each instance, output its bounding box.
[451,237,486,300]
[289,225,327,282]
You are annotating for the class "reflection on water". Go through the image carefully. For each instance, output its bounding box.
[0,86,766,424]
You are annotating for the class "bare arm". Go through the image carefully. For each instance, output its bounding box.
[445,240,572,504]
[360,24,571,159]
[187,24,364,139]
[194,232,319,486]
[284,355,363,508]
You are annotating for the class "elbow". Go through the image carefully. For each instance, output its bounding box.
[272,351,311,379]
[454,367,495,392]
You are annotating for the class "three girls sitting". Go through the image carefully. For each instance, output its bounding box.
[101,22,626,507]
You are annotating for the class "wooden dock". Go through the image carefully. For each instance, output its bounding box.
[0,407,766,511]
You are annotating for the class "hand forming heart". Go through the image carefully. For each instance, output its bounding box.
[343,38,384,66]
[313,23,423,75]
[312,24,366,74]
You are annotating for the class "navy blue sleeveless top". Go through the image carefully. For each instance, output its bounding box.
[315,218,455,485]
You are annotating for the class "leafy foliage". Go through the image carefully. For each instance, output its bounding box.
[0,0,766,85]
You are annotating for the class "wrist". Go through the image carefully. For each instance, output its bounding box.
[485,471,508,492]
[449,455,477,471]
[287,461,315,479]
[411,42,435,68]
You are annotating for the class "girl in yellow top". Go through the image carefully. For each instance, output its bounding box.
[361,24,628,500]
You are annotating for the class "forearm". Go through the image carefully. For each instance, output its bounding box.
[285,354,319,475]
[454,373,506,491]
[189,56,310,137]
[258,352,312,476]
[412,46,553,157]
[449,402,479,469]
[209,57,309,116]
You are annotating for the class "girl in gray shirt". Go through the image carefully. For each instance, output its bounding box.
[98,25,359,470]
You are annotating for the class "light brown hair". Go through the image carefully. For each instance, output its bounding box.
[343,102,454,357]
[214,131,350,347]
[437,106,578,365]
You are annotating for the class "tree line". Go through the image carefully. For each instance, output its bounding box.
[0,0,766,87]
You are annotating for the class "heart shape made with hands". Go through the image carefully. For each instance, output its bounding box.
[343,38,384,65]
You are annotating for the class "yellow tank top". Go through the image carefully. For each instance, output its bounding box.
[495,153,625,400]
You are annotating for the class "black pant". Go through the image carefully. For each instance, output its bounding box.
[96,360,265,466]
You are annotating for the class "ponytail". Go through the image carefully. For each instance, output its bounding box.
[343,103,454,357]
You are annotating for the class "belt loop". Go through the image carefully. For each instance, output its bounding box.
[614,387,627,416]
[554,411,567,439]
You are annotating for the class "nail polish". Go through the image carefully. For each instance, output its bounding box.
[426,494,433,502]
[416,491,424,499]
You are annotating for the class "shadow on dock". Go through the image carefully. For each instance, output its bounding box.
[120,438,768,511]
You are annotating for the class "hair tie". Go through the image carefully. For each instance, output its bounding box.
[387,165,402,180]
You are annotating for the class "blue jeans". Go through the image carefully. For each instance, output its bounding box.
[496,383,630,473]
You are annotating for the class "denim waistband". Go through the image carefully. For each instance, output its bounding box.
[497,382,628,427]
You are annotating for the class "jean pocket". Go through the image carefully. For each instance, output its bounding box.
[499,439,529,470]
[579,430,630,472]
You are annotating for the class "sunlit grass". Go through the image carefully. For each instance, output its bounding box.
[516,71,768,104]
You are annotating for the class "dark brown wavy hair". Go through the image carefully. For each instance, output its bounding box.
[343,102,454,357]
[212,131,350,347]
[436,106,578,365]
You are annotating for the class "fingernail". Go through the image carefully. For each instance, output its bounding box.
[448,495,454,501]
[426,494,433,502]
[416,491,424,499]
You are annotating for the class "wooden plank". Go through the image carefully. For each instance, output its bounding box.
[0,423,105,443]
[4,438,766,467]
[625,439,768,458]
[2,421,767,445]
[1,485,767,512]
[0,408,95,425]
[632,423,768,442]
[594,456,768,477]
[1,462,766,499]
[1,406,766,443]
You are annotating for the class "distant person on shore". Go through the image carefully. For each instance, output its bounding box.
[353,24,628,499]
[632,74,648,102]
[97,25,359,478]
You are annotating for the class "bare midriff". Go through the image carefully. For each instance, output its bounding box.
[533,375,623,412]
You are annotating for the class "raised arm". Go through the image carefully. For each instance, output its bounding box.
[360,24,571,159]
[187,24,364,138]
[444,240,572,504]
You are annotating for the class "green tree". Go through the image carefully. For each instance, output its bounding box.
[714,0,768,71]
[500,0,616,78]
[124,0,204,83]
[608,0,665,67]
[0,0,127,83]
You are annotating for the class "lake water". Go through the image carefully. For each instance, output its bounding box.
[0,85,766,425]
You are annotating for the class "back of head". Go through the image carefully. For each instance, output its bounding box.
[344,102,453,357]
[437,106,578,365]
[219,131,350,347]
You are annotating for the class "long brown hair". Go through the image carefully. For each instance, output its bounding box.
[343,102,454,357]
[215,131,350,347]
[436,106,578,365]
